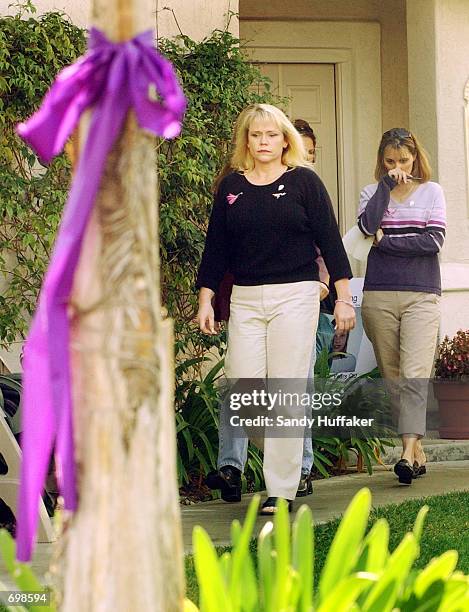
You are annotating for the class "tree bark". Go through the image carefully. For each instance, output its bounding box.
[53,1,185,610]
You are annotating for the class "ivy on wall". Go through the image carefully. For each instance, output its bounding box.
[0,6,86,344]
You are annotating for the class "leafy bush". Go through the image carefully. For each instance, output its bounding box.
[2,490,469,610]
[0,6,86,344]
[434,330,469,380]
[176,356,264,489]
[187,488,469,611]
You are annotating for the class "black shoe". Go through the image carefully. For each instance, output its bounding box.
[394,459,414,485]
[260,497,292,515]
[412,461,427,478]
[296,472,313,497]
[205,465,241,502]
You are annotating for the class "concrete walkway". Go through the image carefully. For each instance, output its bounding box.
[0,458,467,588]
[181,460,469,551]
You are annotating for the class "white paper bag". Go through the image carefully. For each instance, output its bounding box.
[342,225,374,262]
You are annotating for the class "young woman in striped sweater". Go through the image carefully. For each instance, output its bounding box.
[358,128,446,485]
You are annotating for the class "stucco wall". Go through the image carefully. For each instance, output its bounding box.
[0,0,239,39]
[407,0,469,336]
[434,0,469,335]
[406,0,439,179]
[240,0,409,132]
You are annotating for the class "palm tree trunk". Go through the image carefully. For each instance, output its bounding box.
[54,1,185,609]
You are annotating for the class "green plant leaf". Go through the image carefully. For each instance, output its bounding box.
[412,505,429,545]
[257,521,274,612]
[413,550,458,598]
[317,573,378,612]
[228,496,260,609]
[355,518,389,574]
[273,498,291,610]
[319,488,371,601]
[362,533,419,612]
[291,505,313,611]
[437,574,469,611]
[193,526,231,612]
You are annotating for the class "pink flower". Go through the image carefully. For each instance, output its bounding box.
[227,192,243,205]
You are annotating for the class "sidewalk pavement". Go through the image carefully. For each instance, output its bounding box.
[180,460,469,551]
[2,458,467,587]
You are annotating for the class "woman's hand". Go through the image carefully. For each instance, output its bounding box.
[373,228,384,246]
[388,168,412,184]
[333,301,356,333]
[333,279,356,332]
[319,283,330,301]
[197,288,219,335]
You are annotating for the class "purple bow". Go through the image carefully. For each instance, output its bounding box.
[15,28,185,561]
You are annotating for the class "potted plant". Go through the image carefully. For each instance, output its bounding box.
[433,330,469,439]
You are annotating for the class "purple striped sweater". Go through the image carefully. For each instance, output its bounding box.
[357,175,446,295]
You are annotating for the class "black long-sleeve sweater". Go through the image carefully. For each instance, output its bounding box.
[196,167,352,292]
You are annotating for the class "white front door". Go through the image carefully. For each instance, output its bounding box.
[258,63,339,220]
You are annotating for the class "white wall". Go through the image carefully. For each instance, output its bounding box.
[406,0,439,178]
[434,0,469,336]
[0,0,239,38]
[407,0,469,337]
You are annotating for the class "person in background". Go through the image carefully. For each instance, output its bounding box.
[196,104,355,514]
[358,128,446,485]
[294,119,344,494]
[294,118,316,164]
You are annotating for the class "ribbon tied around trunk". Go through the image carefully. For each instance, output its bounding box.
[15,28,186,561]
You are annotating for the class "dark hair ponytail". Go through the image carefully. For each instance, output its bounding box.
[294,119,317,147]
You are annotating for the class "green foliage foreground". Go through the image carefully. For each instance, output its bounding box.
[1,490,469,610]
[186,488,469,612]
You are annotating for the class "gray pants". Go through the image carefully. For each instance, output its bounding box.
[361,290,440,436]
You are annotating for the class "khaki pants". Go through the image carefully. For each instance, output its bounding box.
[225,281,320,499]
[361,291,440,436]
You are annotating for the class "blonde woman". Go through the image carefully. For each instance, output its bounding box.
[358,128,446,485]
[196,104,355,513]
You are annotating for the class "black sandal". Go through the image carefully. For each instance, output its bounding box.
[205,466,241,502]
[393,459,414,485]
[412,461,427,478]
[297,473,313,497]
[260,497,292,515]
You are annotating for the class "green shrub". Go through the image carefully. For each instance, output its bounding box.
[0,6,86,344]
[176,356,264,489]
[188,488,469,611]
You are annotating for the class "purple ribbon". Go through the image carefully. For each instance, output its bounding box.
[15,28,185,561]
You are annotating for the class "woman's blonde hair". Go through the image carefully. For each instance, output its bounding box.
[374,128,432,182]
[230,104,310,172]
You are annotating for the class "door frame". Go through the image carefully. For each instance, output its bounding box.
[241,21,382,236]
